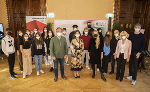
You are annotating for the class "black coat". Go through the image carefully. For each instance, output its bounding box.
[110,36,118,55]
[69,30,75,43]
[88,37,103,64]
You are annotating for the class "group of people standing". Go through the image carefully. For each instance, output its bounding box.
[1,22,145,85]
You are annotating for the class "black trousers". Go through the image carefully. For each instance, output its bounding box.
[116,54,126,80]
[8,53,15,75]
[91,58,103,76]
[110,54,115,73]
[129,53,138,80]
[102,54,110,73]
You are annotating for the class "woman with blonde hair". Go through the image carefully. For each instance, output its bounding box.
[114,31,132,82]
[88,30,106,81]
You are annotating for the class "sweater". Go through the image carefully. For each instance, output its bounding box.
[80,35,91,50]
[32,40,45,56]
[2,35,15,56]
[129,32,145,54]
[50,36,68,58]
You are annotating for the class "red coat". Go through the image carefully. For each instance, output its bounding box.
[80,35,91,50]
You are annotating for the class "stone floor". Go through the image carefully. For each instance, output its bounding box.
[0,55,150,92]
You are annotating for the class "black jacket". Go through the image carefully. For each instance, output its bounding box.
[88,37,103,64]
[110,36,118,55]
[129,32,145,54]
[32,40,45,56]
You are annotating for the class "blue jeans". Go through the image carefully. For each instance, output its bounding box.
[54,58,64,78]
[34,55,43,72]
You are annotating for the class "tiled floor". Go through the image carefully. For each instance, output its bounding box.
[0,55,150,92]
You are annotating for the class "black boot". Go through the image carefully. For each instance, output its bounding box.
[101,74,107,82]
[49,67,54,72]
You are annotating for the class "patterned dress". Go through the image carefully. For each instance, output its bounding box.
[70,38,84,71]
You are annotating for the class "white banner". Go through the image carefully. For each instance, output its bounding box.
[54,20,108,46]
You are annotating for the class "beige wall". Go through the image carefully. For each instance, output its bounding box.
[46,0,114,23]
[0,0,8,33]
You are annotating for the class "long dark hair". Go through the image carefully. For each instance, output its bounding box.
[48,30,55,38]
[16,30,23,46]
[34,33,44,45]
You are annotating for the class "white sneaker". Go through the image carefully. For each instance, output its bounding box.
[127,76,132,80]
[40,70,44,74]
[86,66,90,70]
[37,71,40,76]
[131,80,136,85]
[23,75,26,79]
[103,72,106,75]
[97,69,99,71]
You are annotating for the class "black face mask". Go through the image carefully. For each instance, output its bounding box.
[7,32,12,36]
[88,25,91,28]
[93,34,98,38]
[99,32,102,35]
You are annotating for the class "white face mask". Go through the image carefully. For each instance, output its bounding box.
[63,31,66,35]
[19,33,23,36]
[122,36,126,40]
[73,28,77,31]
[75,34,80,38]
[57,32,62,37]
[85,32,88,35]
[48,33,52,36]
[36,36,40,40]
[44,30,47,32]
[24,37,28,40]
[26,32,30,35]
[34,31,38,34]
[114,33,119,37]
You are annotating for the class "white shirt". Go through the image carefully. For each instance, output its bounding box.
[120,40,126,53]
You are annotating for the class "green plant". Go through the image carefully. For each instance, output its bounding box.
[112,21,122,36]
[47,22,53,30]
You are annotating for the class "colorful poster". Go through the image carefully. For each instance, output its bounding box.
[26,16,47,33]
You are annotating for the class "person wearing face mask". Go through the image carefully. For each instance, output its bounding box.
[102,32,111,74]
[80,27,91,69]
[41,27,49,66]
[97,28,103,38]
[16,30,24,73]
[32,28,39,37]
[69,25,78,43]
[2,28,16,79]
[127,23,146,85]
[88,30,106,82]
[44,30,55,72]
[114,31,131,82]
[32,33,45,76]
[20,33,32,79]
[62,28,69,65]
[50,27,68,82]
[87,22,94,37]
[110,30,120,74]
[70,30,84,78]
[41,27,48,39]
[26,29,32,40]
